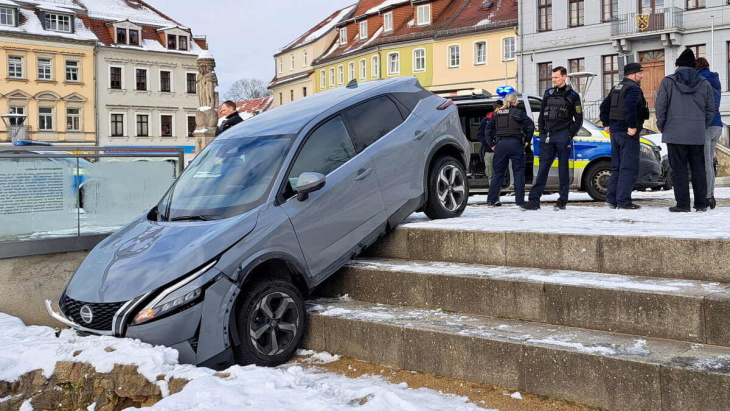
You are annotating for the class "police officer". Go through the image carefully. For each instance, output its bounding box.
[477,100,502,205]
[600,62,649,210]
[523,66,583,211]
[485,93,535,208]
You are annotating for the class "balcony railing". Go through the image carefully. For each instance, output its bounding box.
[611,7,683,37]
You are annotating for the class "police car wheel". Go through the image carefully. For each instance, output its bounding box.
[583,161,610,202]
[424,156,469,219]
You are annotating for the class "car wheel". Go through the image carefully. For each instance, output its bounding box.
[233,279,305,367]
[583,161,610,202]
[424,156,469,219]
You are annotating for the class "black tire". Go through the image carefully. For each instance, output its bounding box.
[583,161,611,202]
[424,156,469,219]
[233,279,305,367]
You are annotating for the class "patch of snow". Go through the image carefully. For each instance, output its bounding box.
[198,50,214,60]
[198,106,212,111]
[510,392,523,400]
[407,19,414,27]
[303,351,341,364]
[76,0,176,27]
[692,356,730,372]
[19,399,33,411]
[5,9,97,41]
[284,5,355,50]
[87,403,96,411]
[526,337,617,355]
[365,0,410,15]
[624,339,651,356]
[475,18,493,26]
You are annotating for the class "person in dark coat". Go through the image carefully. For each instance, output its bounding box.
[485,93,535,208]
[600,62,650,210]
[655,49,715,212]
[216,100,243,136]
[476,101,502,205]
[696,57,724,209]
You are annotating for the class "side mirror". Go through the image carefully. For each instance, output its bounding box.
[295,172,326,201]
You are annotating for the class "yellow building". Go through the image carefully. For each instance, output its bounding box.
[0,2,97,143]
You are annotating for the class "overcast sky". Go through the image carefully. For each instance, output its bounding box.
[147,0,355,95]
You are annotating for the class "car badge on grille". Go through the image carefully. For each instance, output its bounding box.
[79,305,94,324]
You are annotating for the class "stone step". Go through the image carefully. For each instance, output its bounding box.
[316,258,730,347]
[303,299,730,411]
[365,227,730,283]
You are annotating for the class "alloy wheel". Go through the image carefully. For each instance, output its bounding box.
[248,291,300,356]
[437,165,466,212]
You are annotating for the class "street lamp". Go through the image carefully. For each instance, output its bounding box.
[1,113,27,143]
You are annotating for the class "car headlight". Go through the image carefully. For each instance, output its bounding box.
[133,260,218,325]
[640,143,653,157]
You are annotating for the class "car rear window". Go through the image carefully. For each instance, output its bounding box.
[391,90,432,114]
[344,96,404,153]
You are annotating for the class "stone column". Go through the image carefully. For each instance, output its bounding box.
[194,50,219,154]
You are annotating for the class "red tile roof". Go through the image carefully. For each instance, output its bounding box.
[217,96,274,119]
[279,4,356,54]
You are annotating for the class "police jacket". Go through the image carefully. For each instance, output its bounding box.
[216,112,244,136]
[599,78,649,135]
[538,85,583,137]
[485,107,535,148]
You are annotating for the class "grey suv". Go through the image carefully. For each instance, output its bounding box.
[47,77,470,368]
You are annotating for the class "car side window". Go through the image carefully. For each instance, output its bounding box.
[343,96,404,153]
[286,115,356,191]
[577,127,592,137]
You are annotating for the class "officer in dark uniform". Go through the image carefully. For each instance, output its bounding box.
[523,66,583,211]
[485,93,535,207]
[599,62,650,210]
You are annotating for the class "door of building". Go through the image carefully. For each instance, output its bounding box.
[639,50,665,108]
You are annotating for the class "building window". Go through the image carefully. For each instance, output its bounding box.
[110,67,122,89]
[66,108,80,131]
[448,45,460,68]
[187,116,195,137]
[416,4,431,26]
[38,108,53,131]
[338,65,344,85]
[320,70,326,89]
[9,107,24,126]
[569,0,584,27]
[474,42,486,65]
[372,55,379,78]
[111,114,124,136]
[116,28,127,44]
[8,56,22,78]
[45,13,71,33]
[686,0,705,9]
[687,44,706,59]
[602,0,617,22]
[160,70,171,92]
[384,12,393,32]
[359,21,368,40]
[291,55,295,70]
[38,58,52,80]
[569,58,586,93]
[187,73,196,93]
[348,62,355,81]
[602,55,619,97]
[303,87,307,97]
[538,0,552,31]
[129,30,139,45]
[136,68,148,91]
[303,50,308,66]
[387,52,400,75]
[167,34,177,49]
[360,59,366,79]
[0,7,15,26]
[414,48,426,72]
[290,90,294,101]
[329,67,335,87]
[503,37,516,61]
[179,36,188,51]
[538,62,553,93]
[137,114,149,137]
[160,115,173,137]
[65,61,79,82]
[340,28,347,45]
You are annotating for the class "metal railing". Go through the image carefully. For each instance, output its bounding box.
[611,7,683,37]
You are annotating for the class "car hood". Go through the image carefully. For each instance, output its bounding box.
[65,210,258,302]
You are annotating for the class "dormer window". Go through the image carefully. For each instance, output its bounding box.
[45,13,72,33]
[129,30,139,45]
[0,7,15,27]
[116,28,127,44]
[416,4,431,26]
[359,21,367,40]
[179,36,188,51]
[339,28,347,45]
[167,34,177,49]
[383,12,393,33]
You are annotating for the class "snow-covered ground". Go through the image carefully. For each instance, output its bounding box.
[403,187,730,239]
[0,313,484,410]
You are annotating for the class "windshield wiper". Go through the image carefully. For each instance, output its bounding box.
[169,215,219,222]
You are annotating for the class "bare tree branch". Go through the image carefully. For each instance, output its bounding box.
[223,79,272,102]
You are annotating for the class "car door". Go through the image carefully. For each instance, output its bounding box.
[343,95,426,218]
[280,115,386,279]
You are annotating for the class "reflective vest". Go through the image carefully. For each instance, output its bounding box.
[495,107,522,138]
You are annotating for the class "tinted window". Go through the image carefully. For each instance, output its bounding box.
[344,96,404,152]
[392,90,432,113]
[287,116,356,189]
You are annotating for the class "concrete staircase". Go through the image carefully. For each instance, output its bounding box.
[303,226,730,411]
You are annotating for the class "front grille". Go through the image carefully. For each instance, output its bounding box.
[59,295,126,331]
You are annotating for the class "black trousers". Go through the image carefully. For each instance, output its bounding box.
[606,131,640,207]
[487,138,526,205]
[529,129,571,205]
[667,143,708,210]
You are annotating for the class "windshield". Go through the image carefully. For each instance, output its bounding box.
[157,135,292,221]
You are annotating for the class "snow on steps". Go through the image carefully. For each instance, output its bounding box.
[304,298,730,411]
[316,258,730,347]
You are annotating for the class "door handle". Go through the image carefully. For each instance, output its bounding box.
[355,168,372,181]
[414,130,427,140]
